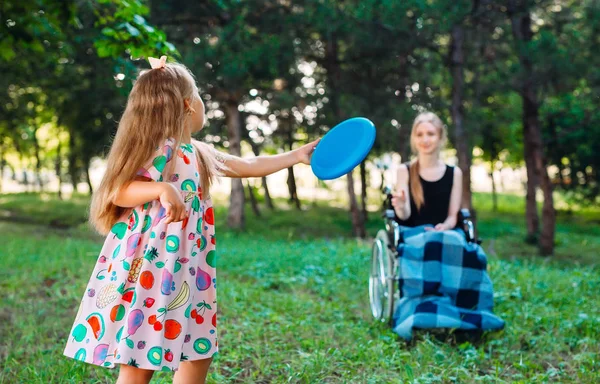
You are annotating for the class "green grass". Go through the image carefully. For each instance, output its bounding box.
[0,192,599,383]
[0,192,90,228]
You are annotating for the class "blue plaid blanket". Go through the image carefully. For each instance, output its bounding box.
[392,227,505,340]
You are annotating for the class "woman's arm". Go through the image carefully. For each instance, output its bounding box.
[208,139,319,178]
[392,164,411,220]
[440,166,463,229]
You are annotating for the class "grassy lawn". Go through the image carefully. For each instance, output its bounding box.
[0,191,599,383]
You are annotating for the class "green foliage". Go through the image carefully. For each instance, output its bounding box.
[0,0,71,62]
[0,0,178,188]
[94,0,177,59]
[542,90,600,203]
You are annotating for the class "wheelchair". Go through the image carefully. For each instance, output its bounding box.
[369,186,479,325]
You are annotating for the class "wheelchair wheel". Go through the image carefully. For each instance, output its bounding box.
[369,229,395,324]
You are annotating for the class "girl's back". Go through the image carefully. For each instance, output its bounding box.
[64,137,219,371]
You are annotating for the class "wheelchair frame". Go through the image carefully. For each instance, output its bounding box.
[368,186,479,325]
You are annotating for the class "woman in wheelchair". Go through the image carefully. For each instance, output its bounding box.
[369,112,504,340]
[391,112,462,233]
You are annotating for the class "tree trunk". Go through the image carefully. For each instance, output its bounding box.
[347,170,366,238]
[450,23,473,211]
[286,166,301,210]
[509,4,555,254]
[360,160,368,222]
[284,118,301,209]
[490,145,499,211]
[56,139,63,200]
[223,99,245,229]
[523,140,539,242]
[538,159,556,255]
[246,180,261,217]
[325,32,365,237]
[0,143,4,193]
[33,128,43,191]
[490,162,497,212]
[68,129,79,193]
[84,156,93,195]
[22,166,30,191]
[262,177,274,210]
[248,142,274,210]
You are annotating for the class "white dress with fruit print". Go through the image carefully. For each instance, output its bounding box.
[64,138,219,371]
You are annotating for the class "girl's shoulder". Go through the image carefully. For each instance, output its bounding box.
[163,137,193,150]
[149,138,191,158]
[165,138,196,162]
[137,138,196,182]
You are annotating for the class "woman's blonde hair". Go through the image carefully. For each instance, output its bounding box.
[89,62,221,235]
[409,111,447,211]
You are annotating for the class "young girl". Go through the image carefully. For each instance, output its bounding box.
[391,111,463,230]
[63,56,318,384]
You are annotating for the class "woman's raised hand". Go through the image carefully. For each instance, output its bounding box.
[159,183,188,224]
[391,190,407,210]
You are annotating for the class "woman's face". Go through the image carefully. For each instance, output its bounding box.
[413,122,441,155]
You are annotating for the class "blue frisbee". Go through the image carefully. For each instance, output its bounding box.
[311,117,376,180]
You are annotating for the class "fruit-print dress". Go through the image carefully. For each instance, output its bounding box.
[64,138,220,371]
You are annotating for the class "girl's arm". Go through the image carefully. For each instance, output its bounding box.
[392,164,411,220]
[439,167,463,230]
[113,178,187,224]
[112,178,165,207]
[207,139,319,178]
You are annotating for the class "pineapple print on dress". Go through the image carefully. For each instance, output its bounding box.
[128,257,144,283]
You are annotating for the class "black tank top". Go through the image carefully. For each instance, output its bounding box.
[400,163,454,227]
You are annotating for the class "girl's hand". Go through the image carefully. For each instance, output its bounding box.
[391,190,407,209]
[159,183,188,224]
[296,139,321,165]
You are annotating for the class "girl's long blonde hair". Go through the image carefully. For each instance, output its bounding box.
[409,111,447,211]
[90,62,221,235]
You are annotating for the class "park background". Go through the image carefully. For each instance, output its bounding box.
[0,0,599,383]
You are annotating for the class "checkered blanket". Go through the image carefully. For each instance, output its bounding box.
[392,227,505,340]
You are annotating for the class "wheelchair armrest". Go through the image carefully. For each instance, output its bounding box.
[457,208,481,244]
[458,208,471,220]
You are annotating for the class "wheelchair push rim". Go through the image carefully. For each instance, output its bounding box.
[369,230,395,324]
